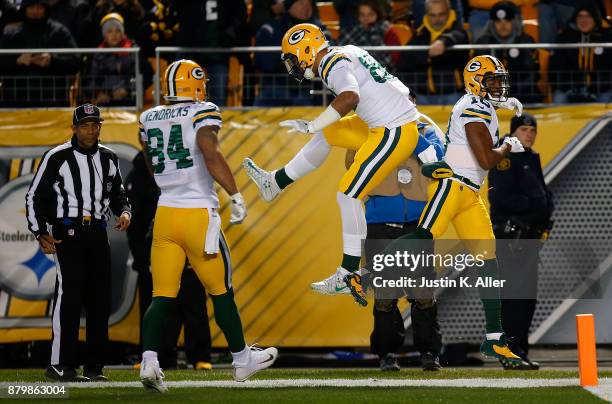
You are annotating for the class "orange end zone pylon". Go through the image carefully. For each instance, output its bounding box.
[576,314,598,387]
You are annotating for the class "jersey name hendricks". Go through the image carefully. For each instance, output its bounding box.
[139,102,222,208]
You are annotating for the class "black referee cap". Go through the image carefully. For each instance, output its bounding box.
[73,104,104,125]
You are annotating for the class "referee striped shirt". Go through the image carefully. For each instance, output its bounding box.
[25,136,131,237]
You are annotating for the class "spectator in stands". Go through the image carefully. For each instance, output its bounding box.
[397,0,468,105]
[0,0,80,106]
[466,0,522,41]
[250,0,286,36]
[176,0,249,107]
[412,0,465,27]
[89,13,135,106]
[333,0,391,33]
[475,1,542,103]
[93,0,145,45]
[338,0,398,69]
[254,0,330,106]
[139,0,179,57]
[48,0,94,47]
[538,0,581,45]
[550,3,612,103]
[0,0,19,40]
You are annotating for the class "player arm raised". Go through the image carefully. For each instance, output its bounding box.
[465,122,523,170]
[197,125,246,224]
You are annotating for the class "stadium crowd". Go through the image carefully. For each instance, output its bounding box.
[0,0,611,106]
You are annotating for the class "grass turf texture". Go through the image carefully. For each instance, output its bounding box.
[0,369,608,403]
[3,368,611,382]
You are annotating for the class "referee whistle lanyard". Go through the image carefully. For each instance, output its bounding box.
[71,135,99,155]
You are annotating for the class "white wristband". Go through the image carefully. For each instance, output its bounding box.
[309,104,341,133]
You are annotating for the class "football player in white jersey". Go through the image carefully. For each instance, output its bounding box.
[138,59,277,392]
[374,55,526,367]
[243,23,430,305]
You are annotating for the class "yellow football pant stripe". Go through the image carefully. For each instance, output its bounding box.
[419,179,496,258]
[327,119,418,200]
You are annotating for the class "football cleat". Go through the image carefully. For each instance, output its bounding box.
[140,358,168,393]
[480,333,523,367]
[310,267,351,295]
[421,352,442,371]
[233,345,278,382]
[380,354,400,371]
[243,158,281,202]
[344,272,368,307]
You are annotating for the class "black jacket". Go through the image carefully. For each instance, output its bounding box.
[489,147,553,229]
[48,0,94,47]
[397,10,468,95]
[0,18,80,75]
[549,26,612,95]
[176,0,249,66]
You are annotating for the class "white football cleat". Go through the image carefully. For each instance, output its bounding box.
[243,158,281,202]
[311,267,351,295]
[140,358,167,393]
[233,345,278,382]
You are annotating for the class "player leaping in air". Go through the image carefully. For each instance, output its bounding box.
[243,23,439,301]
[138,59,277,392]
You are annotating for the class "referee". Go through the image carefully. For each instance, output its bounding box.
[25,104,131,382]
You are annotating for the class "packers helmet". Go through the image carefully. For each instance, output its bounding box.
[162,59,207,102]
[463,55,510,102]
[281,23,329,82]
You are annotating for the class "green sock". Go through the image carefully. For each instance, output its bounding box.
[479,259,503,333]
[341,254,361,272]
[211,289,246,352]
[143,296,177,352]
[274,168,294,190]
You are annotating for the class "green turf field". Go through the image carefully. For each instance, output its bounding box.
[0,369,608,403]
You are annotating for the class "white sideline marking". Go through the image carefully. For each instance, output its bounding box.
[585,383,612,402]
[2,378,610,389]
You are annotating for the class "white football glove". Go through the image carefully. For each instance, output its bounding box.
[230,193,247,224]
[279,119,314,134]
[503,136,525,153]
[417,145,438,164]
[490,97,523,117]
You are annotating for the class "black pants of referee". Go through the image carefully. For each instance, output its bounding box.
[50,219,111,372]
[366,223,442,358]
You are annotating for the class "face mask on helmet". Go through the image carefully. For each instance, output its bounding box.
[281,53,315,83]
[481,72,510,102]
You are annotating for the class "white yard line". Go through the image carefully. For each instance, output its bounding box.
[585,384,612,402]
[2,378,611,389]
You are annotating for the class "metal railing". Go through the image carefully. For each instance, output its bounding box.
[0,48,142,109]
[1,43,611,108]
[154,43,612,106]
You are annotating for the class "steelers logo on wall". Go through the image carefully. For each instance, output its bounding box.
[0,174,57,300]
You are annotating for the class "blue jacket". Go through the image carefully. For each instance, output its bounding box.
[365,122,444,224]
